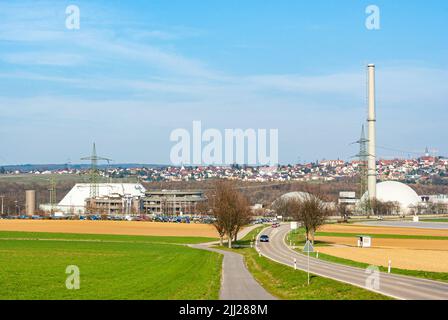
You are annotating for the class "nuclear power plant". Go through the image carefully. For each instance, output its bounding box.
[349,64,426,215]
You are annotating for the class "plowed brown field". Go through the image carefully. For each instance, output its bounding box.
[317,246,448,272]
[0,220,218,238]
[319,224,448,237]
[315,224,448,272]
[316,236,448,250]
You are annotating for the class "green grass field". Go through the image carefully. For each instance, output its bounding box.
[0,231,221,300]
[218,228,390,300]
[420,218,448,223]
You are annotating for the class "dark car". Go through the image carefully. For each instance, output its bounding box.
[259,235,269,242]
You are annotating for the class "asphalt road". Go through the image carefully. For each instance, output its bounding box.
[360,220,448,230]
[258,224,448,300]
[191,224,276,300]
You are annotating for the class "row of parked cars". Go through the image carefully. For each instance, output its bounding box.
[0,215,45,220]
[251,217,276,225]
[1,213,217,224]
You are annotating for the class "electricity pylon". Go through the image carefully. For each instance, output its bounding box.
[355,125,369,198]
[81,143,112,199]
[49,176,57,214]
[352,125,370,215]
[38,177,57,214]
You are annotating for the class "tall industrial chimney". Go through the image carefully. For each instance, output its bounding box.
[367,64,377,200]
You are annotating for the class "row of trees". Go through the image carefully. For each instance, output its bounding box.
[272,193,330,243]
[202,182,333,246]
[338,198,448,217]
[356,199,401,216]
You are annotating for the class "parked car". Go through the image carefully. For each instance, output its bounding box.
[259,235,269,242]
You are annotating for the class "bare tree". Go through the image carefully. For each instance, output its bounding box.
[272,196,297,218]
[290,193,330,244]
[336,202,351,221]
[208,180,251,248]
[233,195,251,242]
[197,194,225,246]
[276,193,331,243]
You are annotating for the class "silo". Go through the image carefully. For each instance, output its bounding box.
[26,190,36,216]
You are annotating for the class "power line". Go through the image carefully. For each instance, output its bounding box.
[376,145,424,156]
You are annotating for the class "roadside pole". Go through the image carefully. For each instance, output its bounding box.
[303,240,313,286]
[307,248,310,285]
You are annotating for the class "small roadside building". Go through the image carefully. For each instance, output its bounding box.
[357,235,372,248]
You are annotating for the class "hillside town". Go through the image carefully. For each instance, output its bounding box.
[2,154,448,185]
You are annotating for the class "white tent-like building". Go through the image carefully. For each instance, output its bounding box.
[361,181,421,214]
[51,183,146,214]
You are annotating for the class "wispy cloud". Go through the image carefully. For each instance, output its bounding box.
[0,1,446,163]
[1,52,87,66]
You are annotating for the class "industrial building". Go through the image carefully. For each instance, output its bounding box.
[359,181,421,214]
[86,194,141,215]
[40,183,146,214]
[142,190,206,215]
[349,65,432,215]
[39,185,207,216]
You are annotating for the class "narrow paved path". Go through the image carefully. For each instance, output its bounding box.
[191,224,276,300]
[259,224,448,300]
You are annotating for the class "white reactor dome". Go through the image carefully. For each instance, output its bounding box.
[272,191,314,207]
[362,181,421,214]
[278,191,311,201]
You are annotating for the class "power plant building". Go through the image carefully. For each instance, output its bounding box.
[142,190,206,215]
[51,183,146,214]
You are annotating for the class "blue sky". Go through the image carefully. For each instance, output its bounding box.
[0,0,447,164]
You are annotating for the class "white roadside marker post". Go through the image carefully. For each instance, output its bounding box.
[316,251,319,259]
[307,248,310,285]
[294,258,297,270]
[388,260,392,273]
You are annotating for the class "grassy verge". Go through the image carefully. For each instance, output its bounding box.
[234,225,268,245]
[218,246,390,300]
[0,231,221,299]
[288,229,448,283]
[420,219,448,223]
[305,251,448,283]
[218,227,390,300]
